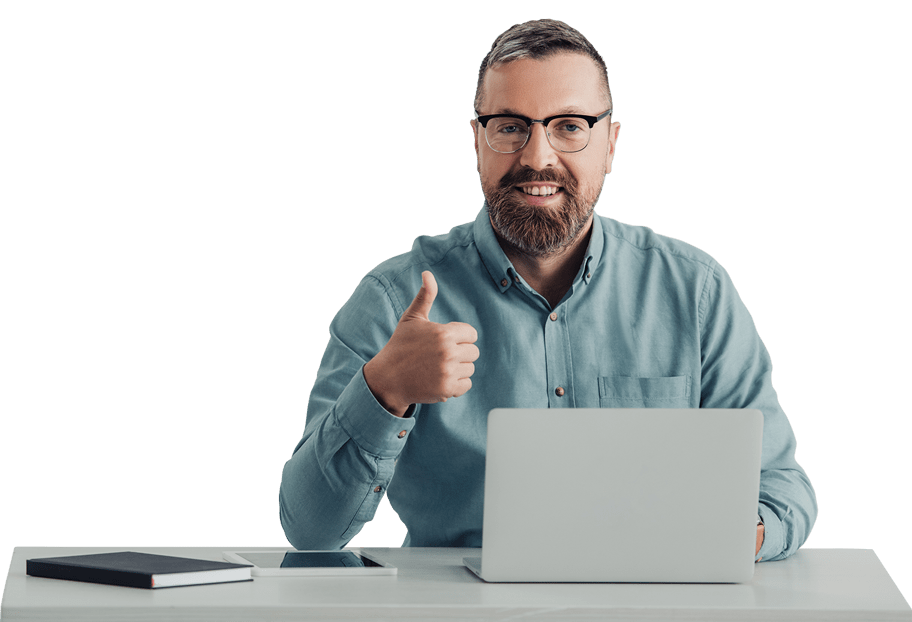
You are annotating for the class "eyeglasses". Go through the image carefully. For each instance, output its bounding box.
[474,108,612,154]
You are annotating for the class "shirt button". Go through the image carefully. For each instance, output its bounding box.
[514,276,520,283]
[549,312,558,321]
[555,387,565,397]
[373,486,382,493]
[397,430,407,439]
[587,272,592,279]
[500,278,509,287]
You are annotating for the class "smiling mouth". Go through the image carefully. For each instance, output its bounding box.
[519,185,562,196]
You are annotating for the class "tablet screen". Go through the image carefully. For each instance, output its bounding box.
[236,551,384,569]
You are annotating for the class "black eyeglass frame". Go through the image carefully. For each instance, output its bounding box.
[474,108,612,154]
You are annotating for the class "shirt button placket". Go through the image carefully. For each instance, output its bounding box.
[544,308,569,407]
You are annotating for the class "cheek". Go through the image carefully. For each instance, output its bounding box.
[581,146,610,181]
[479,152,511,185]
[573,160,607,189]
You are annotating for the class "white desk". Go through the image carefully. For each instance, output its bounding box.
[3,546,911,621]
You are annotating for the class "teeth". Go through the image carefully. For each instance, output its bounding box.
[522,186,558,196]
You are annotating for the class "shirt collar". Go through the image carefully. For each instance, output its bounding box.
[474,203,604,293]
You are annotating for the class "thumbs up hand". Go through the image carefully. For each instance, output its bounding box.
[363,271,479,417]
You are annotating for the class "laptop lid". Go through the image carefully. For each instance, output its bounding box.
[469,408,763,583]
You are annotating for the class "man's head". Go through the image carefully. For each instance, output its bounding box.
[472,20,620,258]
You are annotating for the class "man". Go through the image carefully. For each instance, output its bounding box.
[280,19,817,562]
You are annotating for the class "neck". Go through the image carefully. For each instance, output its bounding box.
[494,214,594,308]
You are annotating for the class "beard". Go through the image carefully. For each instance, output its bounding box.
[483,167,604,258]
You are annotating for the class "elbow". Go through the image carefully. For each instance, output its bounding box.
[279,477,347,551]
[279,478,317,550]
[279,488,307,550]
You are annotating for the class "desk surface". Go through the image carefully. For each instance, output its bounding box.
[3,546,911,622]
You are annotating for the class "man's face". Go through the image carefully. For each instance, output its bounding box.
[473,53,620,257]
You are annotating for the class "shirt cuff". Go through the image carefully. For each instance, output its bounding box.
[755,504,781,562]
[332,366,417,459]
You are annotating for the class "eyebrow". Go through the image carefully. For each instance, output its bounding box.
[495,106,590,117]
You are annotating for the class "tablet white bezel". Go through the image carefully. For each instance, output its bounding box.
[222,549,397,576]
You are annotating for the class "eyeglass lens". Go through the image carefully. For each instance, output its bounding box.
[485,117,591,153]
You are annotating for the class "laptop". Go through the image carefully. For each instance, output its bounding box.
[463,408,763,583]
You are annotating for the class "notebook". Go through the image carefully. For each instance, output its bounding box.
[463,408,763,583]
[27,551,252,588]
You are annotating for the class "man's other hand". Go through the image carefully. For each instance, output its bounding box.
[364,271,480,417]
[756,522,764,560]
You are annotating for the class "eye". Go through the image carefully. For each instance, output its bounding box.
[491,118,528,135]
[557,121,583,133]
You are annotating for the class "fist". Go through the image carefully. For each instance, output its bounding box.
[363,271,479,417]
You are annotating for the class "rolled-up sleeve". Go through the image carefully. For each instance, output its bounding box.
[698,261,817,562]
[279,274,415,550]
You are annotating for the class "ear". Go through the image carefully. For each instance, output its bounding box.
[605,121,620,174]
[470,119,479,155]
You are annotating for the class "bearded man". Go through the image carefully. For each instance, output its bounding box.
[280,19,817,563]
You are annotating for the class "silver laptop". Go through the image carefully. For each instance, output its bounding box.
[463,408,763,583]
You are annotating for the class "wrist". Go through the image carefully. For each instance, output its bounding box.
[363,359,410,417]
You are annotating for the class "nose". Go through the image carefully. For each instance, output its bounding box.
[519,122,559,170]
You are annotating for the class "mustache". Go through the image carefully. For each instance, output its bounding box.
[496,167,578,192]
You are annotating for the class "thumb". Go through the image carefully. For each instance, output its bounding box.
[401,271,438,321]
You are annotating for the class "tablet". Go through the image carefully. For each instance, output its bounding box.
[222,550,396,576]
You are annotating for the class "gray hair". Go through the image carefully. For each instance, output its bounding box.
[474,19,612,113]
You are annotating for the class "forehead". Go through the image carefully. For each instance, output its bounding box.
[482,52,605,116]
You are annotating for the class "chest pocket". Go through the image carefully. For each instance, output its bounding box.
[598,375,692,408]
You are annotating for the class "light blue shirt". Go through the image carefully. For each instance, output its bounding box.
[280,206,817,562]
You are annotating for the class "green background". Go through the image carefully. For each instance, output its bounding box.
[0,1,912,598]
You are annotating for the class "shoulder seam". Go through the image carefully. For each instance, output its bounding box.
[361,272,404,318]
[368,238,479,314]
[602,222,716,271]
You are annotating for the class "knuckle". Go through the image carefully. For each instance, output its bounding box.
[434,329,452,349]
[452,378,471,397]
[442,324,461,341]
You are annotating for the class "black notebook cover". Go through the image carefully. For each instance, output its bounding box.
[26,551,253,589]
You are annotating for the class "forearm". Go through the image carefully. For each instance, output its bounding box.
[280,368,413,549]
[756,467,817,561]
[280,446,394,551]
[279,430,383,550]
